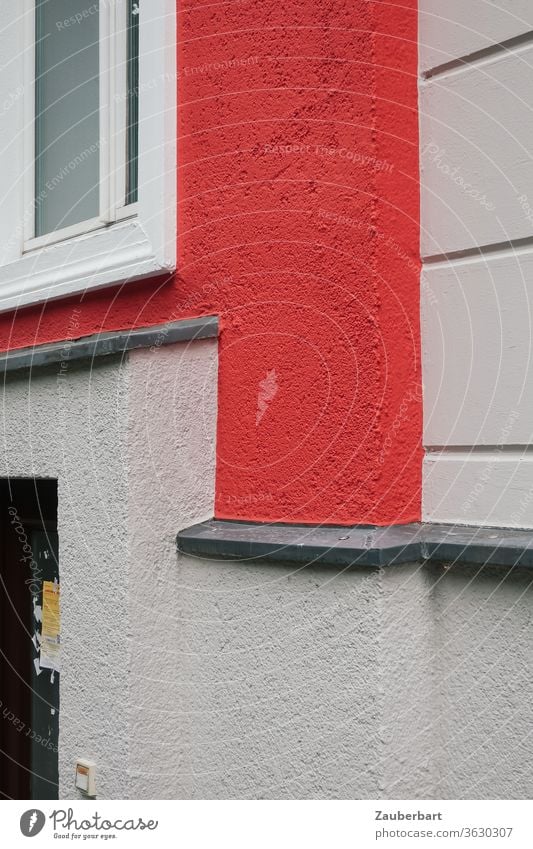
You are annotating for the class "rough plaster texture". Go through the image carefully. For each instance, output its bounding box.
[0,0,421,527]
[420,46,533,256]
[0,357,132,799]
[419,1,533,73]
[427,564,533,799]
[126,341,218,798]
[169,557,533,800]
[422,260,533,448]
[420,2,533,528]
[0,339,528,800]
[0,338,218,799]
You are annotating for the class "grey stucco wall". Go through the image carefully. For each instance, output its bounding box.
[171,557,533,800]
[170,558,435,799]
[0,338,218,799]
[428,564,533,799]
[126,341,218,799]
[172,558,383,799]
[0,356,132,799]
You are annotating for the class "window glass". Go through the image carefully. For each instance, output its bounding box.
[125,0,139,205]
[35,0,100,236]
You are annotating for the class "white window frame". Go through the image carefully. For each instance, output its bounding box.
[0,0,176,313]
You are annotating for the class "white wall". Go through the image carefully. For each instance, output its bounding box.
[126,342,218,798]
[420,2,533,73]
[426,563,533,798]
[165,558,439,799]
[155,556,533,800]
[420,2,533,526]
[0,356,132,798]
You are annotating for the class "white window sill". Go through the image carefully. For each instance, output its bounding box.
[0,218,173,313]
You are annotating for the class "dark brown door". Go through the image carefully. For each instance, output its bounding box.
[0,480,58,800]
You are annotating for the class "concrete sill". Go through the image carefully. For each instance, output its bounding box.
[177,519,533,569]
[0,316,219,373]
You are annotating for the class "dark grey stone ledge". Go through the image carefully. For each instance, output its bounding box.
[177,519,533,569]
[0,316,219,373]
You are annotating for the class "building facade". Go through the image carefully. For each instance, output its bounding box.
[0,0,532,799]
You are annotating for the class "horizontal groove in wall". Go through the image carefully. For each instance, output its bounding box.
[422,235,533,267]
[426,444,533,453]
[422,29,533,80]
[425,446,533,459]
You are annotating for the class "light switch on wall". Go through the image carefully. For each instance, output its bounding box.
[75,759,96,796]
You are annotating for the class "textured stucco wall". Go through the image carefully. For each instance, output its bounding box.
[1,336,529,800]
[169,557,436,799]
[168,556,438,798]
[169,557,533,800]
[420,2,533,527]
[0,337,218,799]
[427,564,533,799]
[172,558,384,799]
[126,341,218,798]
[0,356,132,799]
[0,0,421,527]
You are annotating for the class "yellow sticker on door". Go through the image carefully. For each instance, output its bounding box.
[40,579,60,673]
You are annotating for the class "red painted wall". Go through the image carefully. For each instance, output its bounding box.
[0,0,421,525]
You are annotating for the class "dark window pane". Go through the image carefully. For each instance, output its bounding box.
[125,0,139,205]
[35,0,100,237]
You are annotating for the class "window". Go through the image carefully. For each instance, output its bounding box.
[34,0,101,238]
[0,0,175,311]
[125,0,139,206]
